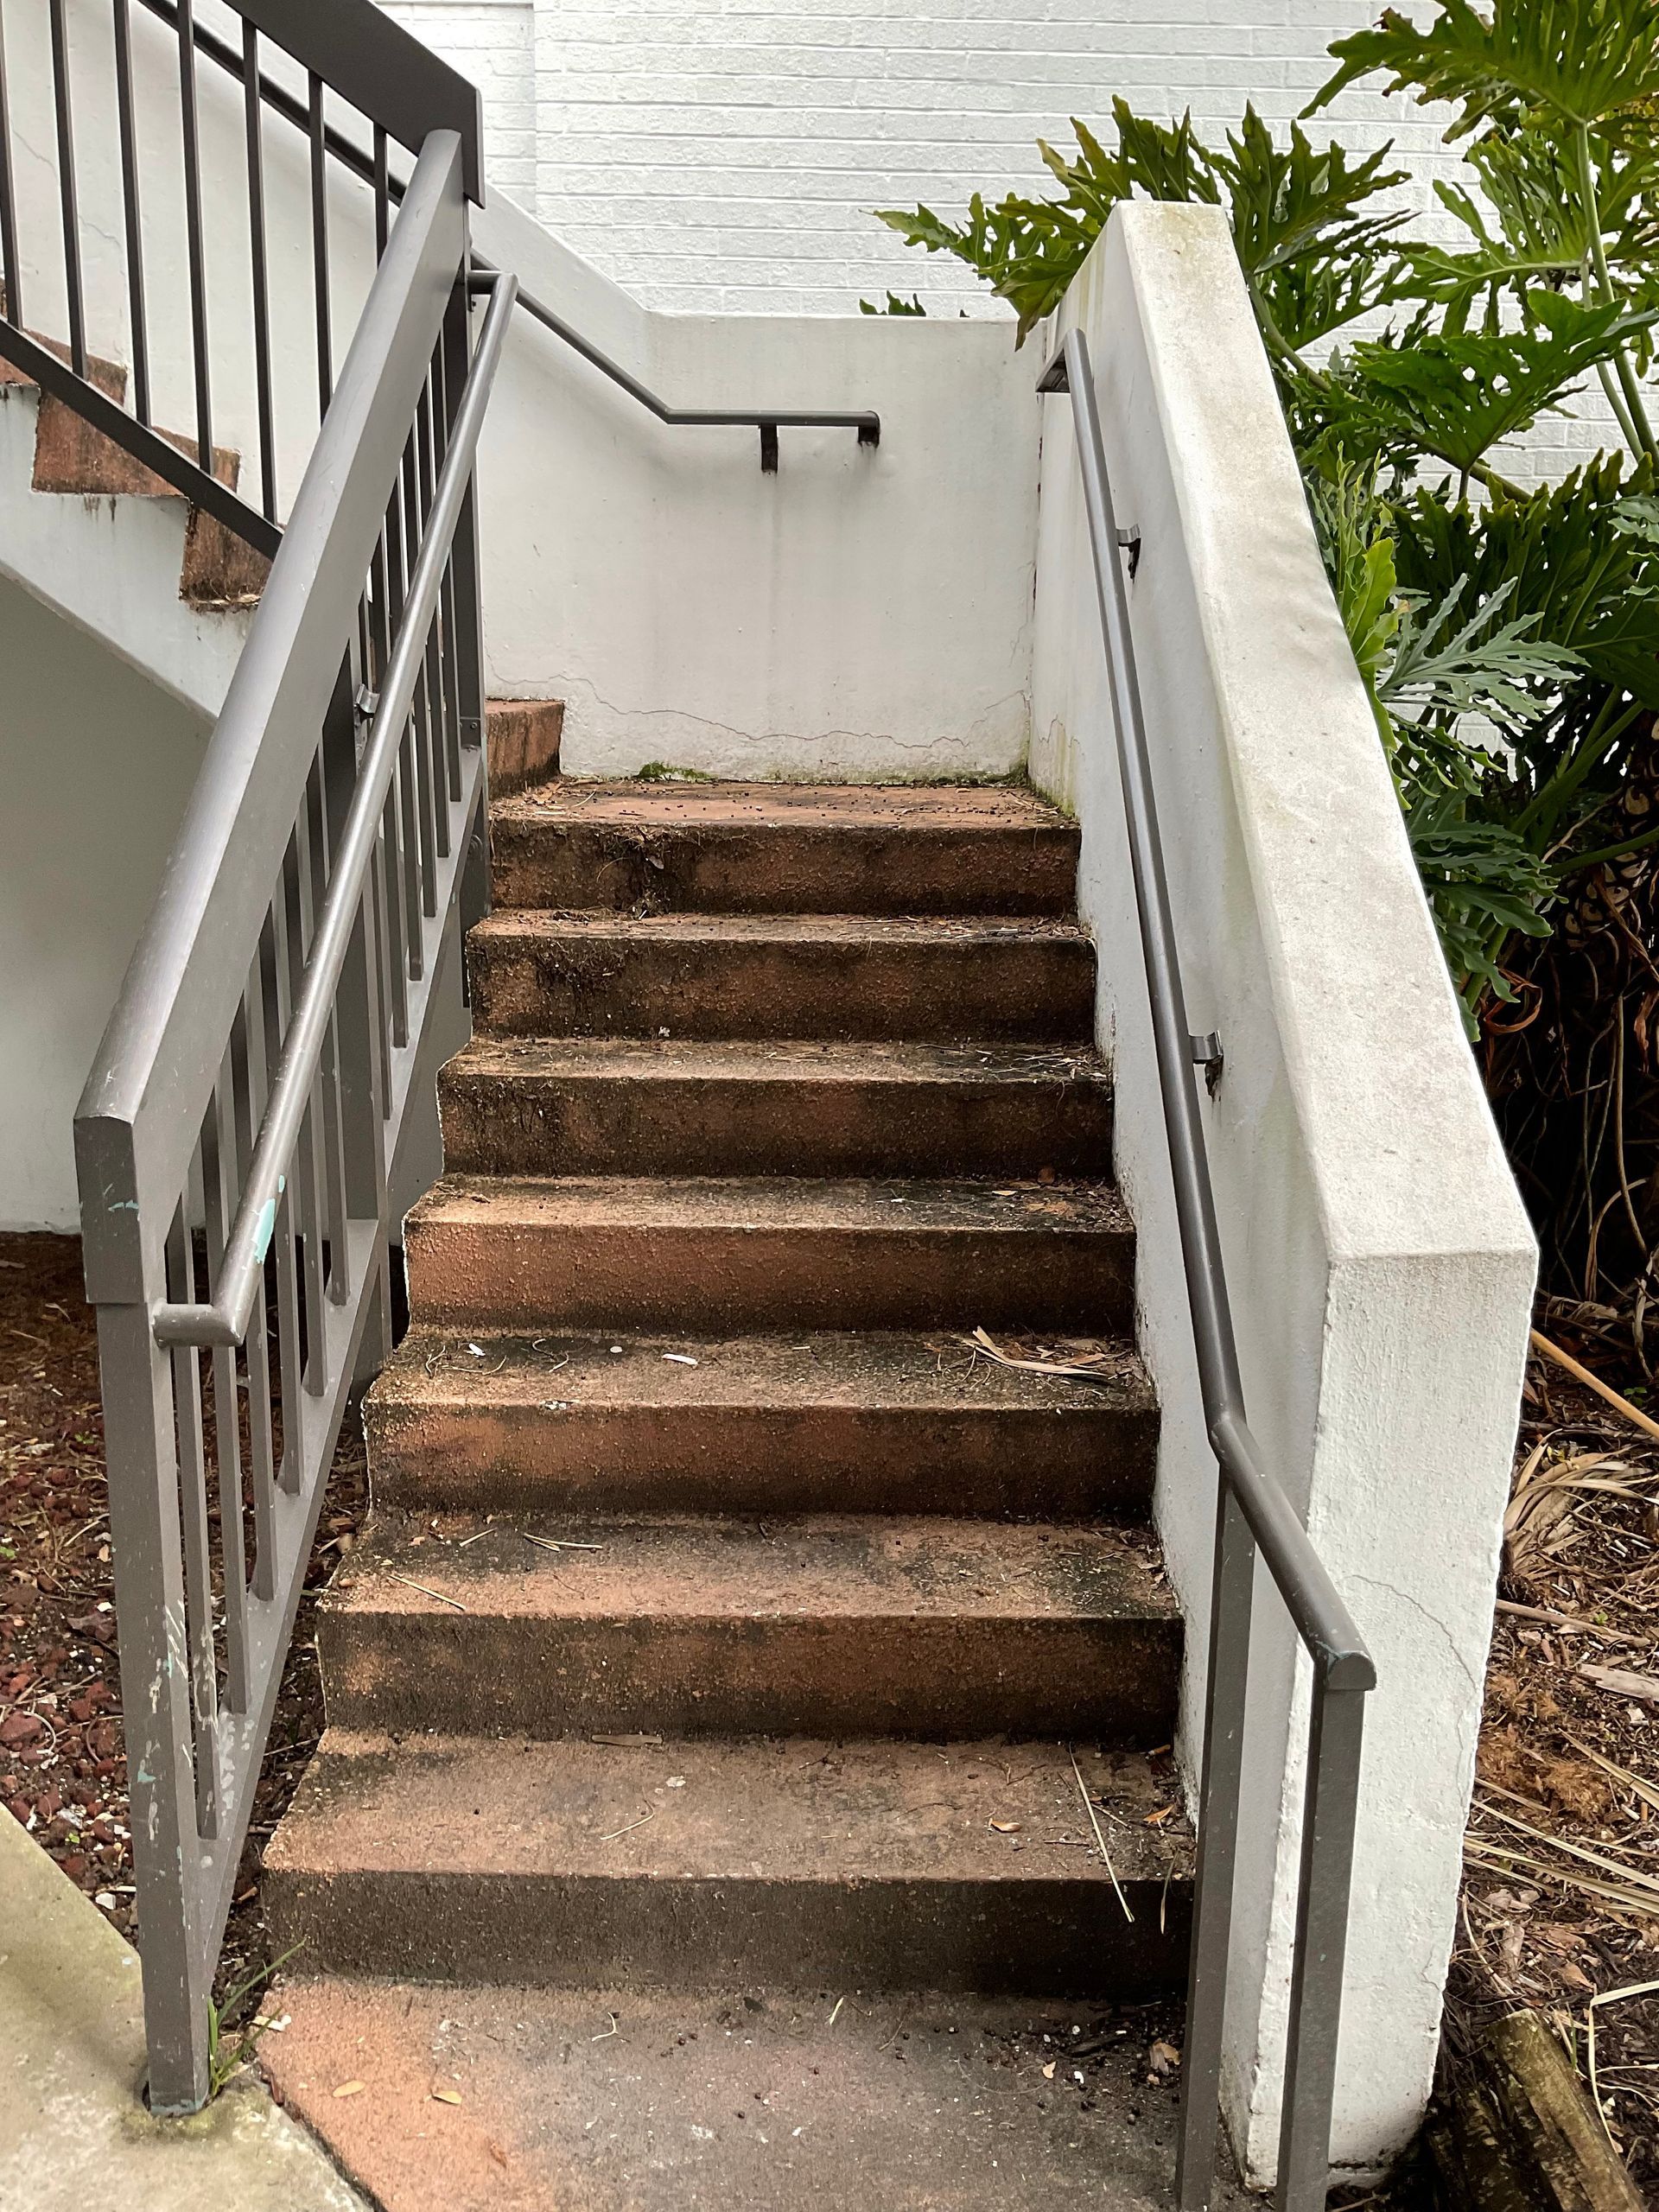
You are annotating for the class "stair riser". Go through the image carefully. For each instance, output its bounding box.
[468,934,1096,1045]
[365,1398,1159,1518]
[265,1869,1191,1997]
[489,821,1080,917]
[319,1615,1181,1741]
[439,1065,1113,1178]
[404,1217,1135,1332]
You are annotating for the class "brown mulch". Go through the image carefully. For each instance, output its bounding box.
[1441,1319,1659,2194]
[0,1230,366,2021]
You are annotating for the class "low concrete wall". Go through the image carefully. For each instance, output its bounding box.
[1029,202,1537,2184]
[471,192,1041,779]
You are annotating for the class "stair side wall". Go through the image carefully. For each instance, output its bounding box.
[1029,201,1537,2187]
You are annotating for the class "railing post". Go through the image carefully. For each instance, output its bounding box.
[1276,1681,1367,2212]
[1176,1475,1256,2209]
[444,250,491,950]
[79,1150,210,2108]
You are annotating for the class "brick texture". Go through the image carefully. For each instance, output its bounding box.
[385,0,1622,467]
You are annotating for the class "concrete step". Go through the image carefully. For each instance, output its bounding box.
[264,1731,1192,1993]
[486,697,563,797]
[439,1037,1114,1179]
[488,778,1079,915]
[365,1329,1159,1518]
[467,911,1096,1045]
[317,1511,1181,1740]
[404,1175,1135,1333]
[260,1977,1227,2212]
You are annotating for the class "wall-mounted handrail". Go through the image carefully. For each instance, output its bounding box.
[1037,324,1376,2212]
[149,270,516,1351]
[468,270,880,472]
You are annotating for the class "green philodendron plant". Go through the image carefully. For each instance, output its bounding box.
[874,2,1659,1033]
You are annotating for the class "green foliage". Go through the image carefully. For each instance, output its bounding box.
[872,0,1659,1033]
[859,291,927,315]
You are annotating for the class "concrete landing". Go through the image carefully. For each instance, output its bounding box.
[264,1977,1243,2212]
[0,1808,362,2212]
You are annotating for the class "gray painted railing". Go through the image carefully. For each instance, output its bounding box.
[73,124,509,2114]
[1038,326,1376,2212]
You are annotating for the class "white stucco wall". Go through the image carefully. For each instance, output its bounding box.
[469,190,1041,777]
[0,577,211,1230]
[1029,201,1536,2185]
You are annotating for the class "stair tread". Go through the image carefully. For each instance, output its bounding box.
[327,1510,1177,1626]
[372,1326,1153,1415]
[447,1034,1108,1085]
[410,1172,1131,1236]
[259,1979,1223,2211]
[472,909,1089,945]
[491,779,1073,833]
[268,1729,1191,1885]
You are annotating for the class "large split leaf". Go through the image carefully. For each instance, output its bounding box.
[1312,0,1659,140]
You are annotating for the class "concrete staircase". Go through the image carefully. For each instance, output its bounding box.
[262,775,1195,2208]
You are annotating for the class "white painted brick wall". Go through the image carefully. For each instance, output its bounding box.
[385,0,1621,467]
[380,0,537,209]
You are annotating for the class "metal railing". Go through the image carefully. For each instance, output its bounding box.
[1038,326,1376,2212]
[0,0,483,550]
[73,116,510,2113]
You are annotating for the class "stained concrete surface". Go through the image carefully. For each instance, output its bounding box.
[266,1975,1252,2212]
[0,1807,363,2212]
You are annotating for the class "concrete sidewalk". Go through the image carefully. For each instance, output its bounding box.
[0,1808,364,2212]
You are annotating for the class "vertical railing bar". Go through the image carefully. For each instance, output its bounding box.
[243,20,276,523]
[177,0,213,474]
[200,1065,250,1712]
[48,0,86,378]
[1175,1480,1258,2211]
[0,0,22,327]
[111,0,149,423]
[373,122,390,262]
[433,337,464,801]
[403,431,440,919]
[286,806,328,1395]
[308,70,331,415]
[231,962,277,1602]
[368,518,412,1039]
[1275,1684,1367,2212]
[415,379,449,870]
[306,756,351,1307]
[265,886,304,1488]
[166,1208,219,1839]
[385,448,426,970]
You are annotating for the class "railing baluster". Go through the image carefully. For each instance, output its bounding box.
[243,19,276,521]
[111,0,151,426]
[177,0,213,474]
[200,1063,250,1712]
[285,813,328,1395]
[231,962,277,1602]
[48,0,85,378]
[166,1207,219,1839]
[385,456,426,969]
[368,521,412,1042]
[1276,1686,1367,2212]
[0,0,21,327]
[373,123,390,261]
[305,755,351,1307]
[433,340,464,800]
[415,384,449,868]
[262,903,304,1488]
[309,70,331,414]
[1176,1482,1257,2211]
[402,431,440,918]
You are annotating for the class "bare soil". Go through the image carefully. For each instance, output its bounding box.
[0,1230,366,2024]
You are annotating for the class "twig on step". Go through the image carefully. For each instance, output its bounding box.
[1068,1745,1134,1923]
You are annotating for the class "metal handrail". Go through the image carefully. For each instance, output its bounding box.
[1038,324,1376,2212]
[469,271,880,471]
[150,270,517,1351]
